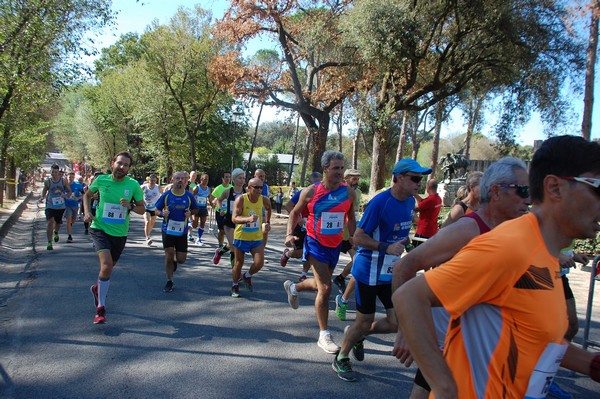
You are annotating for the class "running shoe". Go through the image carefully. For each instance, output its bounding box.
[188,234,194,242]
[67,235,73,243]
[93,306,106,324]
[163,280,174,293]
[333,274,346,294]
[53,231,59,242]
[90,283,99,307]
[231,284,240,298]
[345,325,365,361]
[195,239,204,246]
[243,274,253,292]
[46,242,53,250]
[213,248,222,265]
[318,333,340,354]
[280,248,290,267]
[335,294,347,321]
[283,280,299,309]
[298,275,307,282]
[548,381,572,399]
[332,356,358,382]
[146,237,153,246]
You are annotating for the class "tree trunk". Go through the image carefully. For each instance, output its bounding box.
[582,2,599,141]
[302,113,330,174]
[290,113,300,181]
[246,102,263,172]
[6,157,15,201]
[352,119,362,169]
[337,104,343,152]
[300,127,312,185]
[395,111,409,162]
[430,104,443,178]
[370,126,388,194]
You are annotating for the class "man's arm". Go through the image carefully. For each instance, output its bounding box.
[232,196,251,224]
[393,276,458,398]
[562,343,600,385]
[83,187,95,222]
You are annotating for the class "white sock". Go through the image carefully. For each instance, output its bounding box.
[97,279,110,307]
[319,330,331,338]
[290,283,298,295]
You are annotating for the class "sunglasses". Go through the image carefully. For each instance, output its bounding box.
[498,184,530,199]
[558,176,600,197]
[251,185,264,190]
[403,174,423,183]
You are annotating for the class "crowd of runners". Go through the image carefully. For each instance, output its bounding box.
[36,136,600,398]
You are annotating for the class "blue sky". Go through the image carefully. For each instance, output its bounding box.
[93,0,600,146]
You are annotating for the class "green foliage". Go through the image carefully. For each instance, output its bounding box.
[573,237,600,257]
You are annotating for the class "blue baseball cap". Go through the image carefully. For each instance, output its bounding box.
[393,158,432,175]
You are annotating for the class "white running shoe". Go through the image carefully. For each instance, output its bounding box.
[318,333,340,354]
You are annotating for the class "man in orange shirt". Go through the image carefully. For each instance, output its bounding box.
[394,135,600,398]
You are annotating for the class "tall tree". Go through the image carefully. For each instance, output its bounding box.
[211,0,358,172]
[143,6,229,170]
[582,1,600,141]
[342,0,584,190]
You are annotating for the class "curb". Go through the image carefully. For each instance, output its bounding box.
[0,190,33,237]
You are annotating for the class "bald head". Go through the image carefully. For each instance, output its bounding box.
[254,169,266,182]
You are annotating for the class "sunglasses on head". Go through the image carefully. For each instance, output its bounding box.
[499,184,530,199]
[403,174,423,183]
[251,185,264,190]
[558,176,600,197]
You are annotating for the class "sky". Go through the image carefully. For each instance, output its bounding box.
[91,0,600,147]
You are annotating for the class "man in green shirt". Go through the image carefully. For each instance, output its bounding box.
[84,151,145,324]
[210,171,233,263]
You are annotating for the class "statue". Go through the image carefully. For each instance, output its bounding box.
[440,152,470,182]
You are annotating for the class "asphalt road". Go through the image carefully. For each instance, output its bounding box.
[1,194,599,398]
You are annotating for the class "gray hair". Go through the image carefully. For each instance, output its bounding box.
[321,150,344,169]
[479,157,528,204]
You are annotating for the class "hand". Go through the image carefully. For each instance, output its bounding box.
[119,198,129,208]
[262,223,271,233]
[285,235,297,247]
[184,209,191,218]
[573,253,590,266]
[162,209,170,218]
[84,213,94,223]
[387,238,407,256]
[392,331,414,367]
[250,214,259,223]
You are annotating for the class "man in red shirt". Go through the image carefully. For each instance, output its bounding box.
[413,179,442,245]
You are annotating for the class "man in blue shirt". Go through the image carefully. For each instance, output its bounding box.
[332,158,431,382]
[155,171,199,292]
[65,171,85,243]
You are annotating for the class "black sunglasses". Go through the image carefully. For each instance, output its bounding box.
[251,185,264,190]
[499,184,530,199]
[403,174,423,183]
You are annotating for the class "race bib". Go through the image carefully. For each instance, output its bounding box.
[51,196,65,208]
[197,196,207,206]
[380,254,400,282]
[166,219,186,236]
[320,212,344,235]
[102,203,127,224]
[243,218,259,232]
[228,200,235,213]
[524,342,568,399]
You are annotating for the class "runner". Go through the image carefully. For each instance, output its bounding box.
[332,158,430,381]
[39,164,72,250]
[85,151,145,324]
[215,168,246,267]
[65,171,84,243]
[393,136,600,398]
[283,151,357,354]
[141,174,162,246]
[211,171,233,262]
[155,171,199,292]
[230,177,271,297]
[191,173,212,246]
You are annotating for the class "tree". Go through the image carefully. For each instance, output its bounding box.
[143,6,230,170]
[582,1,600,141]
[211,0,358,173]
[342,0,584,190]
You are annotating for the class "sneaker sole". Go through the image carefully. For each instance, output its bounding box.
[331,363,358,382]
[318,341,340,354]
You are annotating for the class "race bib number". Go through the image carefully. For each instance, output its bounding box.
[197,196,207,206]
[102,203,126,224]
[166,219,186,236]
[380,254,400,282]
[51,196,65,207]
[524,342,568,399]
[320,212,344,235]
[243,218,259,232]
